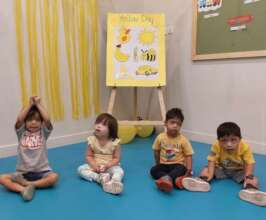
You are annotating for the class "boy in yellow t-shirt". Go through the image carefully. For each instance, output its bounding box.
[182,122,266,206]
[150,108,194,192]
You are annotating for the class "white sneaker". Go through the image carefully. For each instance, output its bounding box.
[103,180,123,195]
[239,189,266,206]
[99,173,110,185]
[182,177,211,192]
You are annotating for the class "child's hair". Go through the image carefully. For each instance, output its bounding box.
[25,106,43,122]
[95,113,118,139]
[165,108,184,123]
[217,122,242,139]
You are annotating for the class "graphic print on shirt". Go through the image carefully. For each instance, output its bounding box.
[161,141,181,162]
[20,131,44,150]
[221,158,243,170]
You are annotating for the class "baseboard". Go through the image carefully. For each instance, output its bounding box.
[0,130,94,158]
[182,129,266,155]
[1,129,266,158]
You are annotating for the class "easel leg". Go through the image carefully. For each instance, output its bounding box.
[157,87,166,121]
[107,87,117,114]
[134,87,138,119]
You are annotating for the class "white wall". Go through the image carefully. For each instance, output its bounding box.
[99,0,266,154]
[1,0,266,157]
[0,1,95,157]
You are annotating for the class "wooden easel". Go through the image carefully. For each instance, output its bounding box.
[107,86,166,126]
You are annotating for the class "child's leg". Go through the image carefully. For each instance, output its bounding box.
[0,174,35,201]
[28,172,58,188]
[0,174,25,193]
[150,164,174,192]
[78,164,100,182]
[168,164,187,180]
[103,166,124,194]
[150,164,169,180]
[107,166,124,182]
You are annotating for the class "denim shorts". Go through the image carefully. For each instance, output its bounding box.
[21,170,51,181]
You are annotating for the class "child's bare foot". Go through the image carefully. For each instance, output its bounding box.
[21,185,35,201]
[103,180,123,194]
[239,189,266,206]
[155,175,173,192]
[182,177,211,192]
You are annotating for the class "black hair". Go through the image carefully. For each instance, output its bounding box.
[24,106,43,122]
[217,122,242,139]
[165,108,184,123]
[95,113,118,140]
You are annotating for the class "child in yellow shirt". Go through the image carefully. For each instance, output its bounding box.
[150,108,194,192]
[182,122,266,206]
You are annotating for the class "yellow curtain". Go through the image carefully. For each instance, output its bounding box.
[14,0,28,106]
[61,0,100,119]
[14,0,100,120]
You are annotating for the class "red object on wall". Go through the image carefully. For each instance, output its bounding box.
[227,15,253,26]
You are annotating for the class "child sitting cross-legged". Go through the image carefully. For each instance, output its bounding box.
[150,108,194,192]
[78,113,124,195]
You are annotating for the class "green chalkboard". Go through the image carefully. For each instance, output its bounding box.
[192,0,266,60]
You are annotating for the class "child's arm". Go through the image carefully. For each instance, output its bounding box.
[244,163,254,176]
[86,146,100,173]
[102,144,121,172]
[243,163,256,188]
[206,160,215,181]
[33,96,52,129]
[15,98,34,129]
[184,155,192,176]
[153,150,160,164]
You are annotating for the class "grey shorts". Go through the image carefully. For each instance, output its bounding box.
[214,167,245,183]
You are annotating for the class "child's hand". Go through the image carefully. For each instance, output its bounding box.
[243,175,258,189]
[33,96,41,104]
[29,97,35,106]
[99,165,108,173]
[92,165,100,173]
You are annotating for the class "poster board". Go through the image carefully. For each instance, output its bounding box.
[106,13,166,87]
[192,0,266,60]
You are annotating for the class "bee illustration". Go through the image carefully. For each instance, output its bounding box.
[140,48,156,62]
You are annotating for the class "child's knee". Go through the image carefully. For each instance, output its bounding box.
[46,172,59,186]
[0,174,11,184]
[50,173,59,184]
[77,164,90,173]
[117,168,124,177]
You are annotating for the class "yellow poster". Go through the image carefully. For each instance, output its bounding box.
[106,13,166,87]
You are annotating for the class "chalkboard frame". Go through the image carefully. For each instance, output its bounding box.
[192,0,266,60]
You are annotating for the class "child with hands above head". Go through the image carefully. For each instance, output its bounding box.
[78,113,124,195]
[182,122,266,206]
[150,108,194,192]
[0,96,58,201]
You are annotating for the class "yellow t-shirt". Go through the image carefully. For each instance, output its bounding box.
[152,132,194,165]
[207,139,255,170]
[88,136,120,166]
